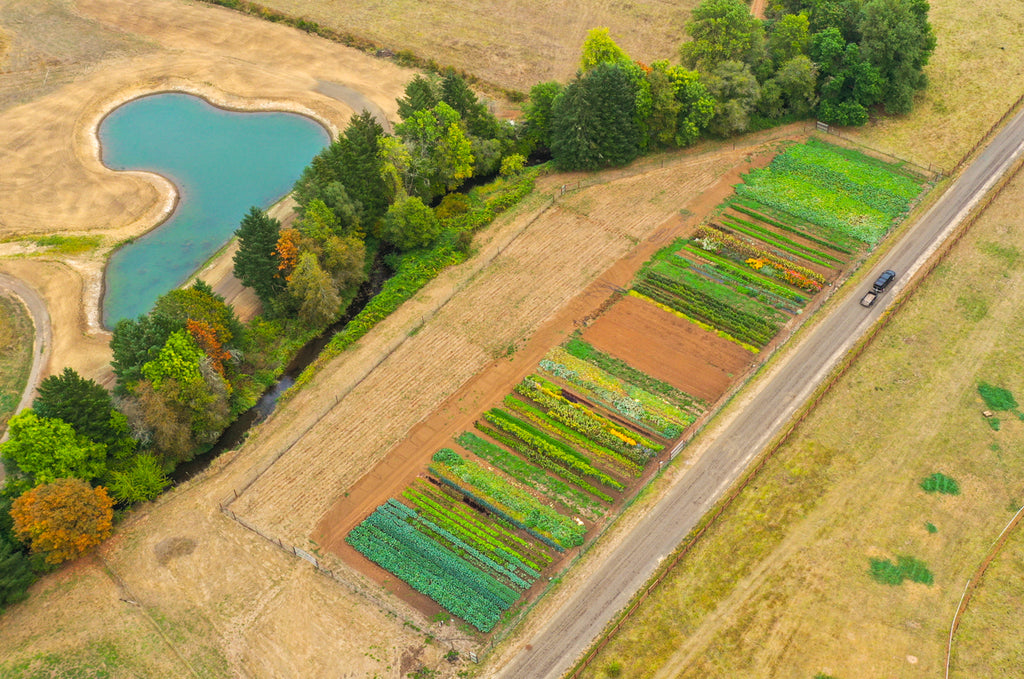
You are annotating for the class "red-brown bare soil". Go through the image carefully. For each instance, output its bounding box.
[582,294,756,404]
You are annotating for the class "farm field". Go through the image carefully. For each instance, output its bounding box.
[0,0,1019,675]
[0,291,33,429]
[214,0,697,96]
[301,139,928,634]
[576,163,1024,678]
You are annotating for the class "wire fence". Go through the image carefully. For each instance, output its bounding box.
[566,109,1024,679]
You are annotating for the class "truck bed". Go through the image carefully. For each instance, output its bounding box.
[860,291,879,307]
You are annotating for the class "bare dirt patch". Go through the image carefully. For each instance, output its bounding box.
[582,294,755,403]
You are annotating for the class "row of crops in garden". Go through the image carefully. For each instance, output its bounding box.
[347,335,704,631]
[344,138,927,634]
[630,139,927,350]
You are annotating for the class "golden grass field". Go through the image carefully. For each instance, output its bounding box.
[578,164,1024,678]
[239,0,697,96]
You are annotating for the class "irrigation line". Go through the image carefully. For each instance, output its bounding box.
[944,502,1024,679]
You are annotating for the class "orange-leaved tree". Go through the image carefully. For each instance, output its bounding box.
[10,479,114,564]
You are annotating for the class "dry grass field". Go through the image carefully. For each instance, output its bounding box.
[577,165,1024,678]
[240,0,697,95]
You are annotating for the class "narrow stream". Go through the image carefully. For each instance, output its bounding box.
[171,256,390,484]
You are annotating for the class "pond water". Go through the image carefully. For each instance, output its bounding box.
[99,92,329,326]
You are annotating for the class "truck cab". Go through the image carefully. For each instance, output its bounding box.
[872,269,896,292]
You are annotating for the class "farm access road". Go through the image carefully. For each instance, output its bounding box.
[0,273,51,479]
[494,111,1024,679]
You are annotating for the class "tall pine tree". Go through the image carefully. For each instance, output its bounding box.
[233,207,284,307]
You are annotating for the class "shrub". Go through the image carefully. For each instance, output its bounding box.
[869,556,933,586]
[978,382,1018,411]
[919,473,960,495]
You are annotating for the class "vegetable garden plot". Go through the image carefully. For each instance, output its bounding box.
[735,139,928,245]
[347,494,546,632]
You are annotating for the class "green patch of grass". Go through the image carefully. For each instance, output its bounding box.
[956,292,989,321]
[978,241,1021,269]
[978,382,1018,411]
[869,556,933,586]
[920,472,960,495]
[925,522,938,533]
[33,234,103,255]
[987,417,1001,431]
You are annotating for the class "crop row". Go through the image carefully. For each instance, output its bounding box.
[678,244,809,306]
[694,225,825,292]
[387,498,534,589]
[650,247,804,314]
[538,352,694,438]
[643,260,791,326]
[717,214,842,266]
[500,395,645,478]
[430,448,587,550]
[564,337,707,413]
[402,478,551,573]
[455,431,604,519]
[482,409,627,488]
[726,200,856,255]
[635,272,780,347]
[474,421,616,502]
[514,375,661,460]
[347,499,520,632]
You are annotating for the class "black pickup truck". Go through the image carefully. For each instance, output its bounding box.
[859,269,896,307]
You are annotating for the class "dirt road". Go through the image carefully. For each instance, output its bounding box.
[491,111,1024,679]
[0,272,51,479]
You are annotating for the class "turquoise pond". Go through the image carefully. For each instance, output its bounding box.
[99,92,329,326]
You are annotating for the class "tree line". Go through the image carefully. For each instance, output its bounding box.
[527,0,935,171]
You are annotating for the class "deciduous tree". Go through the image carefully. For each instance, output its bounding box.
[285,251,341,327]
[857,0,935,114]
[11,479,113,565]
[381,196,442,251]
[394,102,475,201]
[680,0,767,71]
[0,411,106,488]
